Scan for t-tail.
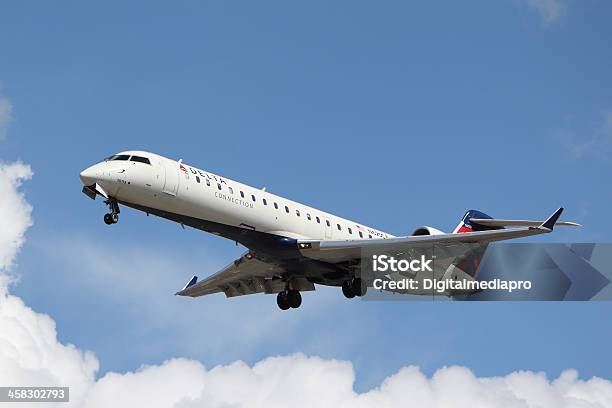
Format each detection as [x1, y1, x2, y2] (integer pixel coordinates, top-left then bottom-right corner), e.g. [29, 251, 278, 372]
[449, 207, 580, 278]
[452, 210, 503, 234]
[452, 208, 580, 233]
[448, 210, 499, 277]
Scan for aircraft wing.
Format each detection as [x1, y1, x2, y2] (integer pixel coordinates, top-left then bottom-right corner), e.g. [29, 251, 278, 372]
[297, 207, 576, 263]
[175, 252, 314, 298]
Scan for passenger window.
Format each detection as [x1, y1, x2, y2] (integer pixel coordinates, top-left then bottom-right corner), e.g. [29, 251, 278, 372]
[369, 234, 372, 239]
[240, 191, 245, 198]
[337, 224, 341, 231]
[296, 210, 300, 217]
[196, 176, 200, 183]
[274, 202, 278, 209]
[359, 231, 363, 238]
[316, 216, 320, 223]
[285, 206, 289, 213]
[307, 213, 311, 221]
[217, 183, 222, 190]
[348, 227, 352, 234]
[206, 179, 210, 186]
[131, 156, 151, 165]
[228, 187, 233, 194]
[251, 194, 256, 202]
[263, 198, 267, 205]
[326, 220, 330, 227]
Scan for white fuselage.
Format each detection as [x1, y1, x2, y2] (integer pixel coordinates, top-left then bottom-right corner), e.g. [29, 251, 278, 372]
[80, 150, 393, 241]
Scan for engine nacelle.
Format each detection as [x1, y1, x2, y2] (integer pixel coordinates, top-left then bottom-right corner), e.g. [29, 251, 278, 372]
[411, 226, 445, 236]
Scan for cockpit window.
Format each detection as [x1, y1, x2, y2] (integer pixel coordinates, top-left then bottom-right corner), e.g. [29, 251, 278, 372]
[131, 156, 151, 165]
[106, 154, 130, 161]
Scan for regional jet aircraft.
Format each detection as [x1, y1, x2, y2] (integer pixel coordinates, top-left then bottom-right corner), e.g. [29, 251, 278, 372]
[80, 151, 580, 309]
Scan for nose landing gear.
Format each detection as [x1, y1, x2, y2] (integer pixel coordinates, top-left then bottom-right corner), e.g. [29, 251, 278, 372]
[103, 213, 118, 225]
[103, 199, 120, 225]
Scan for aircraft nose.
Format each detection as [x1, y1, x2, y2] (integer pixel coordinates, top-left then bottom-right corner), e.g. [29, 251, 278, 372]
[80, 166, 98, 185]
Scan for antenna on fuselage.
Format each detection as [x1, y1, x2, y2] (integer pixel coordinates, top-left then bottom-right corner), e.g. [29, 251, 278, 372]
[262, 187, 266, 191]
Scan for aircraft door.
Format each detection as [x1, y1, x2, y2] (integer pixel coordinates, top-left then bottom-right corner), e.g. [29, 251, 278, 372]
[162, 160, 180, 196]
[324, 219, 332, 239]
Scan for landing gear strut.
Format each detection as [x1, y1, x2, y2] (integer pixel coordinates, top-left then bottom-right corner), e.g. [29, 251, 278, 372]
[103, 199, 120, 225]
[277, 289, 302, 310]
[342, 278, 367, 299]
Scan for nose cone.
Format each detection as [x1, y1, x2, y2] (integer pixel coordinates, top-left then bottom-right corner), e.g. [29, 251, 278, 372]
[80, 166, 99, 185]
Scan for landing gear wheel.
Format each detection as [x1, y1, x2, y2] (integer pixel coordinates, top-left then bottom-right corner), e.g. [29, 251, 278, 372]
[103, 199, 120, 225]
[104, 213, 114, 225]
[342, 280, 356, 299]
[353, 278, 367, 297]
[286, 289, 302, 309]
[277, 291, 290, 310]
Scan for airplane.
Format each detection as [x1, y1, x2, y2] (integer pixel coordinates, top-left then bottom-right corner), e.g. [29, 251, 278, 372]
[79, 150, 580, 310]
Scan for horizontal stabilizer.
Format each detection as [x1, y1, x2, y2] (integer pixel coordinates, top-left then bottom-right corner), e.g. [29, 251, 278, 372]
[469, 217, 580, 228]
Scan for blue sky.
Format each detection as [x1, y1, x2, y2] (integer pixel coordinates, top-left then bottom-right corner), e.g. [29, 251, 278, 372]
[1, 0, 611, 391]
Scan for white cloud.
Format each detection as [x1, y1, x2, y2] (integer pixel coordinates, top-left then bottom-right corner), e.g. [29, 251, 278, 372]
[0, 291, 99, 402]
[81, 356, 612, 408]
[0, 93, 13, 141]
[0, 161, 611, 407]
[0, 161, 33, 283]
[523, 0, 568, 25]
[0, 160, 98, 405]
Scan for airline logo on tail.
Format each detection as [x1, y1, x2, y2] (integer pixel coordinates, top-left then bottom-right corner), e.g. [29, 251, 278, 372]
[453, 210, 502, 234]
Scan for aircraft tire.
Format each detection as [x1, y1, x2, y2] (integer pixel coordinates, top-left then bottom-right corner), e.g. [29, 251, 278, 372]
[104, 213, 114, 225]
[353, 278, 367, 297]
[277, 291, 290, 310]
[287, 290, 302, 308]
[342, 280, 356, 299]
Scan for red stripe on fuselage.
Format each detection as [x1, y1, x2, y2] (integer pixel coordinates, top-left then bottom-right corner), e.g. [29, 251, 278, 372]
[457, 226, 473, 233]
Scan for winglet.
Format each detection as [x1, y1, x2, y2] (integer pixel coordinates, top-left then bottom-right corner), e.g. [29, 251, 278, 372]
[181, 275, 198, 291]
[540, 207, 564, 231]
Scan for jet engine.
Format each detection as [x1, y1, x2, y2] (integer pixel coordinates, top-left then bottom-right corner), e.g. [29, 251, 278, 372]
[411, 226, 445, 236]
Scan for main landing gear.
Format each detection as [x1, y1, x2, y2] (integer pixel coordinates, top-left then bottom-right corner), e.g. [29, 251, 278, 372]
[277, 289, 302, 310]
[103, 199, 120, 225]
[342, 278, 367, 299]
